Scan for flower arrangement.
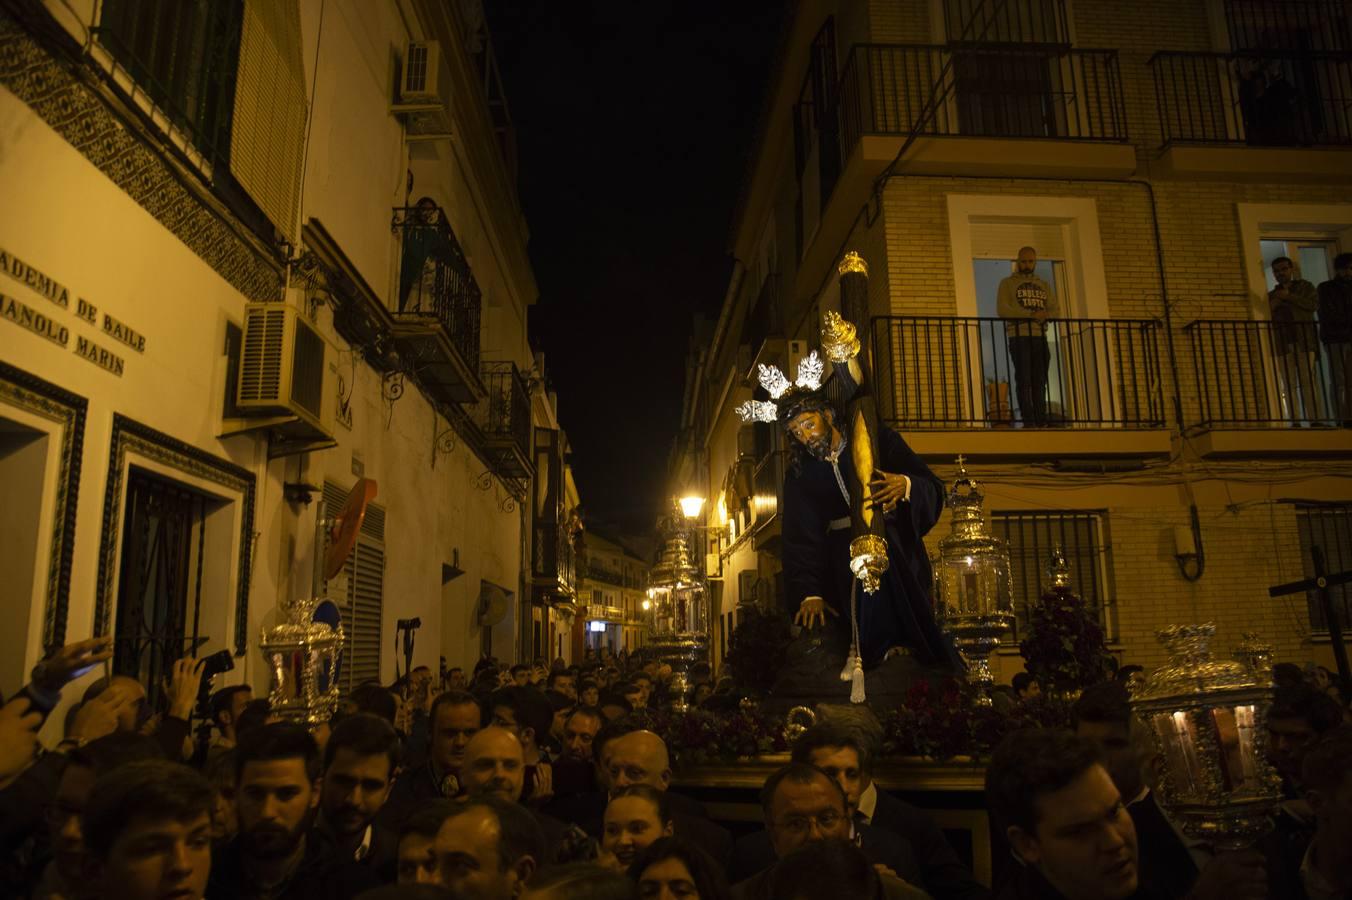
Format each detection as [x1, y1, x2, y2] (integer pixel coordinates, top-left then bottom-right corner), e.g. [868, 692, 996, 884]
[881, 679, 1073, 760]
[623, 678, 1072, 768]
[1018, 578, 1114, 696]
[626, 705, 785, 769]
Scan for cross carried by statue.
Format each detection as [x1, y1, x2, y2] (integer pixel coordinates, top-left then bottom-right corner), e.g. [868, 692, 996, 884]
[1269, 544, 1352, 696]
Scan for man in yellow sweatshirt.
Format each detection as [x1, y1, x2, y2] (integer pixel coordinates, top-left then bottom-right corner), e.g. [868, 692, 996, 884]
[997, 246, 1058, 426]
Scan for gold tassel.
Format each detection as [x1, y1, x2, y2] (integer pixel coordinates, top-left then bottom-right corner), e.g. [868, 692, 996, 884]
[840, 652, 856, 682]
[850, 658, 866, 704]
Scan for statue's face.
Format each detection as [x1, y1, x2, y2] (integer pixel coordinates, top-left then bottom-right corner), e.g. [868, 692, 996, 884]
[787, 410, 836, 459]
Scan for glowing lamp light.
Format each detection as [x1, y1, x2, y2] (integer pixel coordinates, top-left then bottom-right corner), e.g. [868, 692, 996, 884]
[642, 599, 652, 611]
[1130, 625, 1283, 850]
[934, 461, 1012, 704]
[678, 496, 706, 519]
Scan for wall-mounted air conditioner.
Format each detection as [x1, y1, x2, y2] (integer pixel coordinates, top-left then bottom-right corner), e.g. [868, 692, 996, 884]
[393, 41, 453, 140]
[229, 293, 334, 450]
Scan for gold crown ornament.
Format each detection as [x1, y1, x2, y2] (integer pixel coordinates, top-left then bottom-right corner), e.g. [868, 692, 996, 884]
[820, 310, 860, 364]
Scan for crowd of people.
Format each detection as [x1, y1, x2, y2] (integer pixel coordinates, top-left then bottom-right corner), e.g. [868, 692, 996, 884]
[2, 636, 1351, 900]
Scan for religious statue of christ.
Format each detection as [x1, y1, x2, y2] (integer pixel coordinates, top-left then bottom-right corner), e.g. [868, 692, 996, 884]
[737, 253, 962, 704]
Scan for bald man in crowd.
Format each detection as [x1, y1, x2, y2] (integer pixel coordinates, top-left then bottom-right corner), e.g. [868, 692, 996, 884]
[602, 728, 732, 870]
[458, 727, 590, 864]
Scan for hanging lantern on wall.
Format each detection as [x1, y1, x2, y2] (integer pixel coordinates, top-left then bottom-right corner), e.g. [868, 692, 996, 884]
[646, 509, 709, 712]
[1130, 624, 1283, 850]
[935, 459, 1013, 703]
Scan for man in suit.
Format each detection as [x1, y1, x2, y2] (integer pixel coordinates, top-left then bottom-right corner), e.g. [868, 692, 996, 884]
[789, 722, 988, 900]
[733, 763, 926, 900]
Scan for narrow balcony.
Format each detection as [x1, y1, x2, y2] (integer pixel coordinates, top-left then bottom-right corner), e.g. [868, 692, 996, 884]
[828, 44, 1134, 182]
[1183, 319, 1350, 457]
[391, 204, 485, 404]
[870, 316, 1171, 459]
[474, 361, 533, 479]
[587, 563, 626, 586]
[750, 449, 784, 554]
[1149, 51, 1352, 182]
[531, 522, 577, 605]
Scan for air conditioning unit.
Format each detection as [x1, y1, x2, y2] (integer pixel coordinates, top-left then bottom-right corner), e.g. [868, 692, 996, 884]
[393, 41, 453, 140]
[233, 294, 334, 443]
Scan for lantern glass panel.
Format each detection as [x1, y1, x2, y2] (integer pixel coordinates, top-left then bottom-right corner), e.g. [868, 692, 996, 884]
[1157, 711, 1203, 796]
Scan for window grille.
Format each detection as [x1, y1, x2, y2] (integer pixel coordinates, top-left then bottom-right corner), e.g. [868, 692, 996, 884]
[991, 510, 1114, 642]
[98, 0, 244, 167]
[324, 482, 384, 692]
[1294, 503, 1352, 633]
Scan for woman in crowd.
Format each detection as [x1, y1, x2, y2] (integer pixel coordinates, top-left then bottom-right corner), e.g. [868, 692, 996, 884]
[600, 784, 673, 871]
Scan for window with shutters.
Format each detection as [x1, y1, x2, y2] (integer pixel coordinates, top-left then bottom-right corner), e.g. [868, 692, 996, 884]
[97, 0, 306, 240]
[1293, 503, 1352, 634]
[324, 482, 385, 691]
[991, 510, 1115, 643]
[97, 0, 245, 168]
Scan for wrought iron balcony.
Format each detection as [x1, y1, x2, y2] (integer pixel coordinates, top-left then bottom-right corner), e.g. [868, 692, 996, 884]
[474, 361, 532, 479]
[532, 522, 578, 601]
[587, 564, 626, 586]
[392, 204, 483, 403]
[1151, 51, 1352, 147]
[870, 316, 1166, 429]
[834, 44, 1128, 162]
[1184, 319, 1342, 428]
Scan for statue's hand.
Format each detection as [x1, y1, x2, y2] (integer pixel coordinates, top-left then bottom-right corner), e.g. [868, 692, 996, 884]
[794, 597, 836, 630]
[868, 472, 911, 513]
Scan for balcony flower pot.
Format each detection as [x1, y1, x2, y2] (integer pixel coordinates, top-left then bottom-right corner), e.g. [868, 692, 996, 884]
[985, 380, 1013, 427]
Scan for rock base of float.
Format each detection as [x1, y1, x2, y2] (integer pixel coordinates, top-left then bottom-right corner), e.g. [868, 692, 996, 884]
[759, 631, 955, 717]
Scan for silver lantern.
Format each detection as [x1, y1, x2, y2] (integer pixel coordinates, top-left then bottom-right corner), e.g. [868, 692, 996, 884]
[935, 459, 1013, 703]
[646, 518, 709, 712]
[1130, 624, 1283, 851]
[259, 594, 344, 724]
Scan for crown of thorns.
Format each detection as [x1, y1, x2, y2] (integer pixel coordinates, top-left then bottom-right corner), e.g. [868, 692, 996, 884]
[734, 351, 825, 424]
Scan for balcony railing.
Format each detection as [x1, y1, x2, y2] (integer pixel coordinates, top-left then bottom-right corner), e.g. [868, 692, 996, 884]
[1184, 319, 1342, 428]
[1151, 51, 1352, 146]
[871, 316, 1165, 429]
[532, 522, 577, 599]
[751, 451, 781, 529]
[393, 204, 482, 372]
[475, 361, 532, 478]
[836, 44, 1128, 161]
[587, 564, 626, 586]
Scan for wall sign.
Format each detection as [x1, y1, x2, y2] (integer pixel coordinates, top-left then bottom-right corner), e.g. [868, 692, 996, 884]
[1, 291, 69, 347]
[0, 247, 70, 309]
[74, 336, 126, 377]
[0, 247, 148, 378]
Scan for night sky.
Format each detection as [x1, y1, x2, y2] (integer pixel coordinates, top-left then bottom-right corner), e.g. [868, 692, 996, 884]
[486, 2, 786, 538]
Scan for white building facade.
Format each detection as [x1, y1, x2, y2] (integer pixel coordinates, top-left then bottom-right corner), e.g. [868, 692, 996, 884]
[0, 0, 566, 734]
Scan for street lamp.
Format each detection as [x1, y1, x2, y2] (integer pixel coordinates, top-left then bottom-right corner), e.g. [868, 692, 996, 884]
[679, 495, 706, 519]
[647, 500, 710, 712]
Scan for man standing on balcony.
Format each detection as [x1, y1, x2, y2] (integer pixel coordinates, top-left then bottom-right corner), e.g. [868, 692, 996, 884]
[1318, 252, 1352, 427]
[1270, 256, 1327, 426]
[998, 247, 1057, 427]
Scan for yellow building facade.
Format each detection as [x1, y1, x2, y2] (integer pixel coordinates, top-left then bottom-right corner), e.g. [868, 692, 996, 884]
[684, 0, 1352, 681]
